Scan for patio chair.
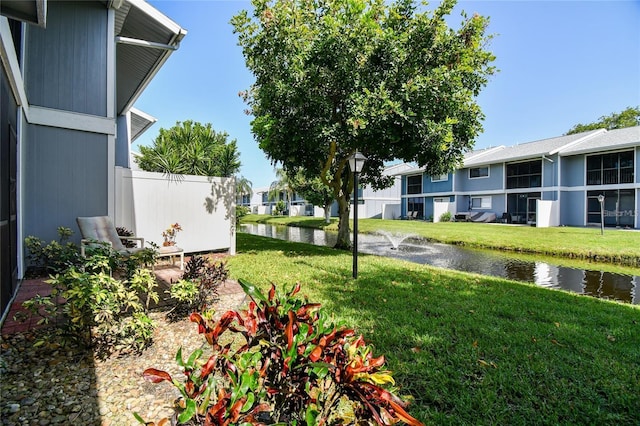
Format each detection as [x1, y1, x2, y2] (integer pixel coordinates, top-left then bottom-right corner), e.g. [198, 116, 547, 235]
[76, 216, 145, 257]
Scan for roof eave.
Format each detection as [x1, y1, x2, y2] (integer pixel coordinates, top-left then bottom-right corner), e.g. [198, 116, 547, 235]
[116, 0, 187, 115]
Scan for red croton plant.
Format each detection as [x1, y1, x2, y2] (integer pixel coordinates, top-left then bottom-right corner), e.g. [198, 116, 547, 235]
[139, 280, 423, 425]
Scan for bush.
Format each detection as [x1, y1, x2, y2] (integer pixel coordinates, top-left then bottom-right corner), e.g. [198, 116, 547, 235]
[24, 227, 81, 276]
[236, 205, 250, 224]
[167, 255, 225, 320]
[439, 211, 452, 222]
[274, 199, 286, 216]
[21, 245, 159, 357]
[139, 281, 423, 425]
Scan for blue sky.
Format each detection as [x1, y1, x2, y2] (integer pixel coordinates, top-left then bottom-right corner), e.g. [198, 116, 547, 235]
[133, 0, 640, 189]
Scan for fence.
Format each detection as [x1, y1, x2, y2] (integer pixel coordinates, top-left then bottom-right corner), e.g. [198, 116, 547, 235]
[115, 168, 235, 254]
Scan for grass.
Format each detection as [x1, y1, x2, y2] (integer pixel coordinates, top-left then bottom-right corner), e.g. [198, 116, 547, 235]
[241, 214, 640, 265]
[227, 233, 640, 425]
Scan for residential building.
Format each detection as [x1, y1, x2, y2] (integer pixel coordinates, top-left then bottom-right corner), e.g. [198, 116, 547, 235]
[398, 127, 640, 228]
[1, 1, 185, 319]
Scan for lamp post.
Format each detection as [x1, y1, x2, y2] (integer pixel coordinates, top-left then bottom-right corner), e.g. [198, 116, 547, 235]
[597, 194, 605, 235]
[348, 151, 367, 279]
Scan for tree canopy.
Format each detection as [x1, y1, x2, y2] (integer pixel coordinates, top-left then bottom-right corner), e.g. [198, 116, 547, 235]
[566, 106, 640, 135]
[135, 120, 241, 178]
[232, 0, 496, 248]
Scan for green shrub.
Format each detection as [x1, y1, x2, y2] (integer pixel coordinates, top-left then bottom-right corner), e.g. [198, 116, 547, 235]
[167, 255, 225, 320]
[21, 246, 159, 357]
[274, 199, 286, 216]
[439, 211, 452, 222]
[24, 227, 81, 276]
[139, 281, 423, 425]
[236, 205, 250, 224]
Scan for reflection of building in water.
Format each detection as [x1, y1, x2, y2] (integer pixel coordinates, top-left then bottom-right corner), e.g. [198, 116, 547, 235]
[534, 263, 560, 288]
[583, 270, 636, 304]
[555, 267, 586, 294]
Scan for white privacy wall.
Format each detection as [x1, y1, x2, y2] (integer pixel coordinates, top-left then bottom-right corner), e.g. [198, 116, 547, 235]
[115, 168, 236, 254]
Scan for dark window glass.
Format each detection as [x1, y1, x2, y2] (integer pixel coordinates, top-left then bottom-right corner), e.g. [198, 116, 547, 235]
[470, 167, 489, 178]
[506, 160, 541, 189]
[586, 150, 633, 186]
[407, 175, 422, 194]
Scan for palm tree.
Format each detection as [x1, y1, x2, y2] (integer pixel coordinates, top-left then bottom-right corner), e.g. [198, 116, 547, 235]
[235, 175, 253, 205]
[268, 168, 294, 215]
[135, 121, 241, 179]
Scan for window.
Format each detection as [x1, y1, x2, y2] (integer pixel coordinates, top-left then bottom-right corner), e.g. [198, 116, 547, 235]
[587, 150, 634, 185]
[407, 197, 424, 218]
[506, 160, 542, 189]
[407, 175, 422, 194]
[431, 174, 448, 182]
[470, 196, 491, 209]
[469, 167, 489, 179]
[587, 189, 635, 227]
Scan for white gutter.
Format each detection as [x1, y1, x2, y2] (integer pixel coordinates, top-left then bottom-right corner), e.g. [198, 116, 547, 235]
[115, 36, 179, 51]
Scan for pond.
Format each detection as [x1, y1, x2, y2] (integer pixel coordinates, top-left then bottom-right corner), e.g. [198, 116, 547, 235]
[239, 223, 639, 305]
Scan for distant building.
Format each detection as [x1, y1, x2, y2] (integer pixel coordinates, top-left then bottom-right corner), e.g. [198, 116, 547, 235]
[397, 127, 639, 228]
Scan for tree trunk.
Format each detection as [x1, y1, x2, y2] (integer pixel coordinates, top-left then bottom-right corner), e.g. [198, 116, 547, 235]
[335, 193, 351, 249]
[323, 205, 331, 224]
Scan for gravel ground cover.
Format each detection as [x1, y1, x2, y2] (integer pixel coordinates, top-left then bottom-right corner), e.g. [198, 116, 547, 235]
[0, 287, 246, 426]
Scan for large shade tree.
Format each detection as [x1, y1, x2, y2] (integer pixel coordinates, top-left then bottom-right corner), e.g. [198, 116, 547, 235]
[136, 120, 241, 178]
[291, 172, 335, 223]
[232, 0, 496, 248]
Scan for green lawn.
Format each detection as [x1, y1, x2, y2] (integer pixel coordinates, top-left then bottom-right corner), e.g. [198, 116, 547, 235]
[241, 214, 640, 265]
[227, 233, 640, 425]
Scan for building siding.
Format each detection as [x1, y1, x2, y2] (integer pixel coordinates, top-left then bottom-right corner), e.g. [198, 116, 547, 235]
[23, 125, 108, 244]
[560, 190, 584, 226]
[25, 1, 108, 116]
[456, 163, 503, 192]
[561, 155, 584, 187]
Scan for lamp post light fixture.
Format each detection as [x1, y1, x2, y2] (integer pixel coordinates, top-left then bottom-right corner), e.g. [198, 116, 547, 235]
[348, 151, 367, 279]
[597, 194, 605, 235]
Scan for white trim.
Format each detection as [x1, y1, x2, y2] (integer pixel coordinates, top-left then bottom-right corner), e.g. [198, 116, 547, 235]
[29, 106, 116, 135]
[0, 17, 30, 121]
[107, 8, 115, 119]
[36, 0, 47, 27]
[464, 146, 505, 164]
[468, 166, 490, 179]
[431, 173, 448, 182]
[115, 36, 178, 51]
[117, 0, 187, 114]
[17, 109, 25, 279]
[550, 129, 606, 155]
[128, 0, 185, 34]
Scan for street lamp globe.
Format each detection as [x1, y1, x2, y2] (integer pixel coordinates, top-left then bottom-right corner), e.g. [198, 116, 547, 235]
[348, 151, 367, 174]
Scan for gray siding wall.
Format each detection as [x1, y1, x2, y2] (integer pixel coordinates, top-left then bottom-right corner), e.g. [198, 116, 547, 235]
[542, 155, 558, 188]
[456, 164, 503, 192]
[560, 191, 584, 226]
[116, 115, 130, 167]
[422, 173, 453, 193]
[561, 155, 584, 187]
[25, 1, 108, 116]
[23, 125, 108, 244]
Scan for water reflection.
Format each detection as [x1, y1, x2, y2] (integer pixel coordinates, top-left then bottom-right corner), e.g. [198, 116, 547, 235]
[239, 224, 639, 304]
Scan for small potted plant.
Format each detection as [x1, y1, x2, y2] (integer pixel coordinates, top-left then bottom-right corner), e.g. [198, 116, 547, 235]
[162, 222, 182, 247]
